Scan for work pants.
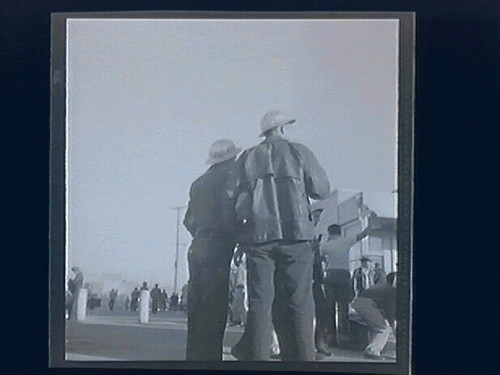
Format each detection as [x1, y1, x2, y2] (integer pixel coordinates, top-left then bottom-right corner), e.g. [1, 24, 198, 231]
[68, 289, 81, 321]
[151, 298, 159, 313]
[313, 280, 330, 350]
[324, 269, 353, 345]
[351, 297, 392, 355]
[232, 241, 315, 361]
[186, 234, 235, 361]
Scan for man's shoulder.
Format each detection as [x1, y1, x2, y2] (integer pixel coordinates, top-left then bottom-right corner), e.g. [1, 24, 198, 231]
[190, 173, 207, 191]
[289, 141, 314, 155]
[191, 167, 218, 188]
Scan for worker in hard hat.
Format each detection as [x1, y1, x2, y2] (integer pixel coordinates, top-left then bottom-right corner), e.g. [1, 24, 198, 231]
[228, 110, 330, 361]
[183, 139, 241, 361]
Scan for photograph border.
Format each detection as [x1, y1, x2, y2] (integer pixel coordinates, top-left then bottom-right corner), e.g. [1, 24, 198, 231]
[49, 11, 415, 375]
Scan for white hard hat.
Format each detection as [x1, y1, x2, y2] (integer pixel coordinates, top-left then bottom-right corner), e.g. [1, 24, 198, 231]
[206, 139, 242, 165]
[259, 110, 296, 137]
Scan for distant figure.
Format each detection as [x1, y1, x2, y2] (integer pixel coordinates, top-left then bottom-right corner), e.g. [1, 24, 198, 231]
[350, 272, 396, 360]
[124, 295, 130, 311]
[229, 284, 246, 326]
[160, 289, 168, 311]
[65, 290, 72, 319]
[150, 284, 161, 313]
[140, 281, 149, 291]
[310, 208, 332, 358]
[228, 248, 248, 328]
[352, 256, 375, 297]
[180, 284, 189, 312]
[67, 267, 84, 320]
[373, 263, 386, 285]
[108, 289, 118, 311]
[161, 289, 169, 311]
[169, 293, 179, 311]
[130, 287, 140, 311]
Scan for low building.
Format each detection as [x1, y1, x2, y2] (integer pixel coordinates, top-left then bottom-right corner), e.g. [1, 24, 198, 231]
[312, 189, 397, 274]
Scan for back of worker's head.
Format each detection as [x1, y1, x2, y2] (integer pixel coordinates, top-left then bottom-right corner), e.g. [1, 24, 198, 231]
[327, 224, 341, 236]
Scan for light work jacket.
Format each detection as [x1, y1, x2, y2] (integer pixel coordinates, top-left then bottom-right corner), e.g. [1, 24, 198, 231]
[227, 135, 330, 244]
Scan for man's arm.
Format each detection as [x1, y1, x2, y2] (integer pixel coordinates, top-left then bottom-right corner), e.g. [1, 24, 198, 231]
[222, 161, 241, 234]
[355, 226, 372, 242]
[293, 143, 330, 200]
[183, 184, 196, 237]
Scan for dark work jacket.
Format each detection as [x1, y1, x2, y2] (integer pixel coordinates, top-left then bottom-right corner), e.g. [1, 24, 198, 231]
[184, 159, 237, 238]
[227, 135, 330, 244]
[359, 282, 396, 325]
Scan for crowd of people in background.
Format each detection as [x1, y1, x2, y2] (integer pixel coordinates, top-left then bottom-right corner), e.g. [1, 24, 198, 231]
[124, 283, 184, 312]
[65, 271, 189, 316]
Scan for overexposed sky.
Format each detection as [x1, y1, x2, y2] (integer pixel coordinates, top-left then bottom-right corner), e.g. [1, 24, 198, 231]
[66, 18, 399, 292]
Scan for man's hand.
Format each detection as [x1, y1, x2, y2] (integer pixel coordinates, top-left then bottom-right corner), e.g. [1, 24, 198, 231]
[233, 246, 245, 266]
[368, 210, 381, 229]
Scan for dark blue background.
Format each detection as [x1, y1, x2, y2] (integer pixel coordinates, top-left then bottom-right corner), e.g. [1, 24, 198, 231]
[2, 1, 499, 374]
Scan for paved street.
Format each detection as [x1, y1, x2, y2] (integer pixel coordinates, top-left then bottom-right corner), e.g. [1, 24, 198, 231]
[66, 309, 396, 363]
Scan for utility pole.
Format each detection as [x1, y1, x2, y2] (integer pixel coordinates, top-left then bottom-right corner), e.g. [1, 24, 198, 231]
[171, 206, 186, 294]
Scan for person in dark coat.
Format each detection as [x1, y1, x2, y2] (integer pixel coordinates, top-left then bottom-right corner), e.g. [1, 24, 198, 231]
[183, 139, 240, 361]
[170, 293, 179, 311]
[373, 263, 386, 285]
[228, 111, 330, 361]
[130, 287, 140, 311]
[150, 284, 161, 313]
[350, 272, 396, 360]
[352, 256, 376, 297]
[160, 289, 168, 311]
[108, 289, 118, 311]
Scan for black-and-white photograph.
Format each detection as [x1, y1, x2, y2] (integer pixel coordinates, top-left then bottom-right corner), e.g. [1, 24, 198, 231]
[50, 12, 414, 373]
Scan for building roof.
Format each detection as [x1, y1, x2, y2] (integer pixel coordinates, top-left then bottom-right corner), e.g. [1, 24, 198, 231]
[312, 189, 397, 220]
[361, 191, 397, 219]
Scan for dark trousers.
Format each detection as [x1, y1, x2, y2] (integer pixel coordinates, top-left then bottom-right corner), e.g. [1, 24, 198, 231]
[233, 241, 315, 361]
[151, 299, 159, 313]
[186, 234, 235, 361]
[324, 269, 353, 345]
[313, 280, 330, 350]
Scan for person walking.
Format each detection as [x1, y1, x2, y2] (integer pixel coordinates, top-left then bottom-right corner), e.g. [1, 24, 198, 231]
[183, 139, 241, 360]
[108, 289, 118, 311]
[228, 110, 330, 361]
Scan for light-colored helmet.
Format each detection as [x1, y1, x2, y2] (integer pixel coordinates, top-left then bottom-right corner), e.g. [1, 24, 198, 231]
[206, 139, 242, 165]
[259, 110, 296, 137]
